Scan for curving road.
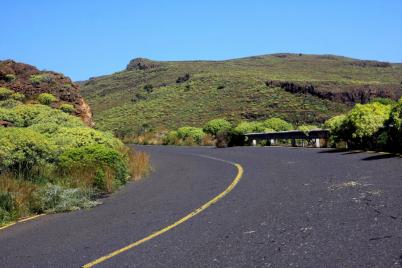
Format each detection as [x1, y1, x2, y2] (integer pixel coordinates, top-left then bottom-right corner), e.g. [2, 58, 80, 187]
[1, 146, 402, 267]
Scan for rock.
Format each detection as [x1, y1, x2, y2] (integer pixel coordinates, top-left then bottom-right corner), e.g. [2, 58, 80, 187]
[266, 80, 402, 104]
[0, 60, 93, 126]
[126, 58, 160, 70]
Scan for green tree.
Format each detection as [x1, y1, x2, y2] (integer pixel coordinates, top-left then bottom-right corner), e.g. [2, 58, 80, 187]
[177, 126, 205, 144]
[37, 93, 57, 105]
[0, 87, 14, 101]
[203, 119, 232, 136]
[262, 118, 293, 131]
[233, 121, 265, 134]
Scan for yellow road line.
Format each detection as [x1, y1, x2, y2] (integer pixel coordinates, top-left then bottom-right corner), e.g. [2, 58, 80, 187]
[0, 214, 44, 231]
[82, 158, 244, 268]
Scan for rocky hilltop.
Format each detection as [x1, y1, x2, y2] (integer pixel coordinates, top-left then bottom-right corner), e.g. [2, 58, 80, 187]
[0, 60, 93, 125]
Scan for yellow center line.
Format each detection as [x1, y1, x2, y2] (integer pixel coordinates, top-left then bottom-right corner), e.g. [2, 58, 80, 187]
[82, 156, 244, 268]
[0, 214, 44, 231]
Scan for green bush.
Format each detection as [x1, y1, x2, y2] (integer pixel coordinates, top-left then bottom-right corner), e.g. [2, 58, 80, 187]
[28, 123, 62, 136]
[163, 130, 179, 145]
[0, 99, 22, 109]
[10, 92, 25, 101]
[233, 121, 265, 134]
[0, 87, 14, 100]
[0, 128, 57, 175]
[325, 114, 347, 142]
[325, 102, 392, 149]
[4, 104, 83, 127]
[0, 192, 14, 212]
[381, 99, 402, 151]
[203, 119, 232, 136]
[345, 103, 391, 140]
[263, 118, 293, 131]
[297, 124, 319, 134]
[0, 208, 13, 224]
[177, 126, 205, 144]
[370, 97, 396, 106]
[29, 74, 51, 85]
[59, 144, 128, 184]
[59, 104, 75, 114]
[37, 93, 57, 105]
[5, 74, 16, 82]
[52, 127, 123, 150]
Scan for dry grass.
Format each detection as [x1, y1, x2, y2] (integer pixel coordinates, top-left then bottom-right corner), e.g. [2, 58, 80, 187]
[0, 173, 37, 218]
[104, 167, 116, 192]
[121, 132, 165, 145]
[61, 166, 96, 189]
[126, 148, 151, 181]
[201, 134, 215, 146]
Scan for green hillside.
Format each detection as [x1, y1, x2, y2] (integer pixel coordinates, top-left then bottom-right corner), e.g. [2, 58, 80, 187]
[80, 54, 402, 135]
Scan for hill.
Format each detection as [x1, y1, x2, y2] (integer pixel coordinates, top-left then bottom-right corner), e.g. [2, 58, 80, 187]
[0, 60, 93, 125]
[80, 54, 402, 135]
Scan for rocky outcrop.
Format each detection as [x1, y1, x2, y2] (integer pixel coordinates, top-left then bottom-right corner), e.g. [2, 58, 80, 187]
[0, 60, 93, 126]
[349, 60, 391, 68]
[266, 80, 402, 104]
[126, 58, 160, 71]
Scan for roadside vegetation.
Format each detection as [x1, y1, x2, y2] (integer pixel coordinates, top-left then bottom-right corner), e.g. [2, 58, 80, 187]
[122, 117, 317, 147]
[0, 90, 150, 226]
[325, 97, 402, 152]
[123, 97, 402, 154]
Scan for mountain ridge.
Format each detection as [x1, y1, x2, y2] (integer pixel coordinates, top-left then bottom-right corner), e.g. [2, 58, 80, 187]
[80, 53, 402, 135]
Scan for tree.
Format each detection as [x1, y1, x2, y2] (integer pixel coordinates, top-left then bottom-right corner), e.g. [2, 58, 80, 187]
[203, 119, 232, 136]
[262, 118, 293, 131]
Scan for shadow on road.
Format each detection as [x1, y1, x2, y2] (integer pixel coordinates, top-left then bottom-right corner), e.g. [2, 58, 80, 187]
[318, 149, 348, 154]
[361, 154, 398, 161]
[318, 149, 399, 161]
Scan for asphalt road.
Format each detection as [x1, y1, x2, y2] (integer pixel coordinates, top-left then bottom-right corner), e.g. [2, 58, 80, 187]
[1, 146, 402, 267]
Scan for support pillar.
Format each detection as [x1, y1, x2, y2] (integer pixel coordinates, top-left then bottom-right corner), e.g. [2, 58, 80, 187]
[315, 138, 320, 148]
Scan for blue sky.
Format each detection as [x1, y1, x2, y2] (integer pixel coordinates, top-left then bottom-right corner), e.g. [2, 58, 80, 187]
[1, 0, 401, 81]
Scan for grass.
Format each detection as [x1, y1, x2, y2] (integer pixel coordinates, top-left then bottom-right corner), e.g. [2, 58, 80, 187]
[81, 53, 402, 135]
[126, 148, 151, 181]
[0, 148, 151, 227]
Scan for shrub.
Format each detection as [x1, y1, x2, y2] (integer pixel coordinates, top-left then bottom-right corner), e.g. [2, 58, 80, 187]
[370, 97, 396, 106]
[5, 74, 16, 82]
[345, 103, 391, 140]
[0, 104, 83, 127]
[37, 93, 57, 105]
[297, 124, 319, 134]
[59, 144, 128, 185]
[10, 92, 25, 101]
[381, 99, 402, 151]
[325, 102, 392, 149]
[30, 74, 51, 85]
[0, 192, 14, 212]
[0, 87, 14, 100]
[59, 104, 75, 114]
[33, 184, 98, 213]
[0, 128, 57, 176]
[163, 130, 179, 145]
[0, 99, 22, 109]
[325, 114, 347, 142]
[233, 121, 265, 134]
[52, 127, 123, 150]
[177, 126, 205, 144]
[263, 118, 293, 131]
[176, 73, 190, 83]
[203, 119, 232, 136]
[143, 84, 154, 93]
